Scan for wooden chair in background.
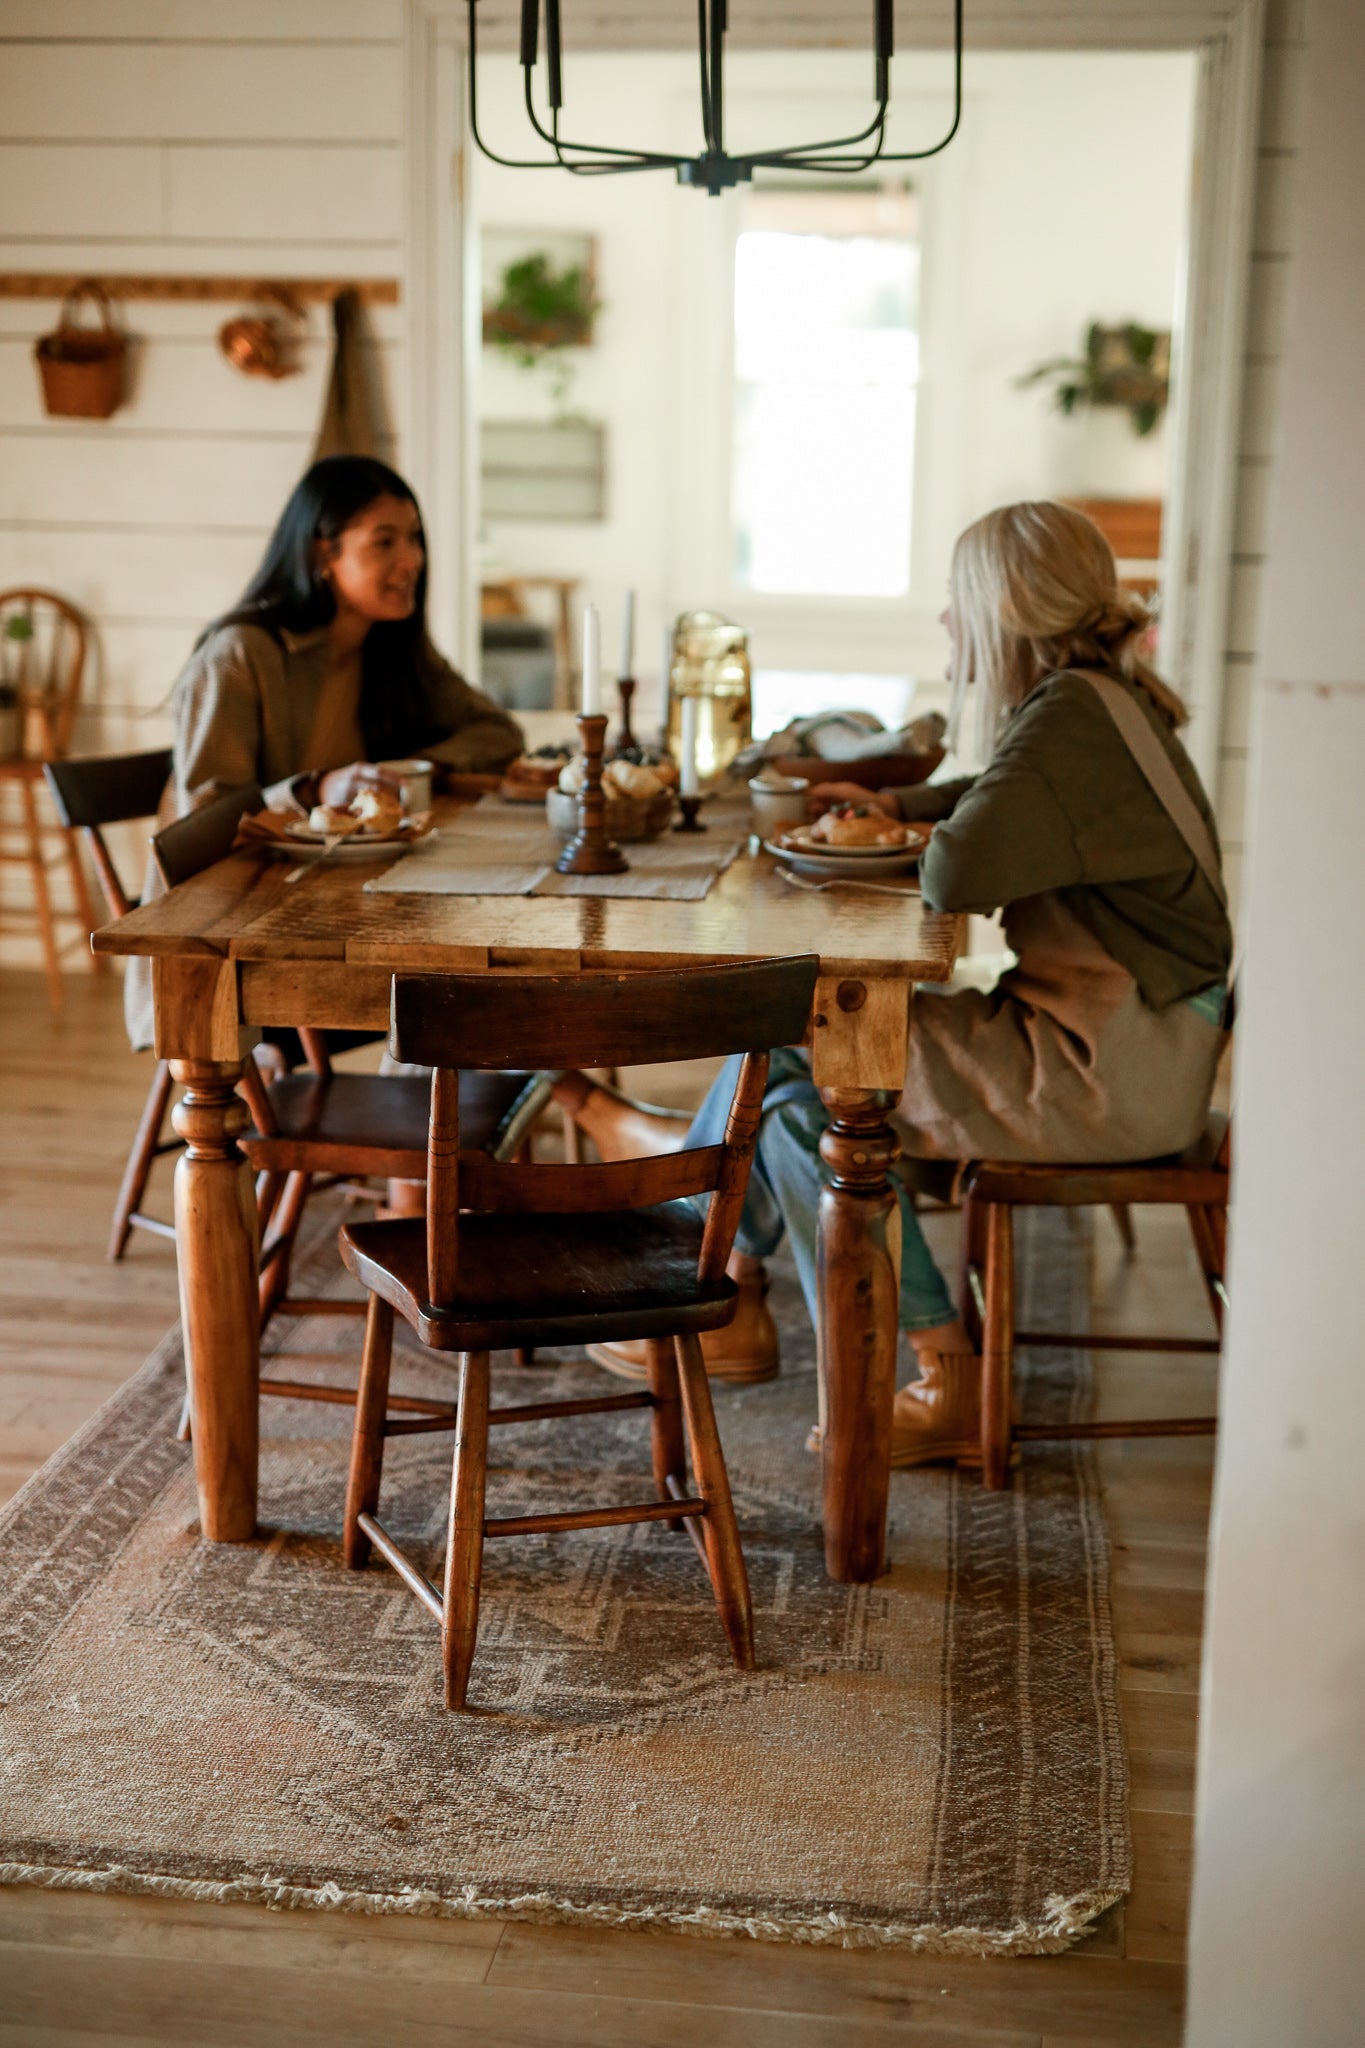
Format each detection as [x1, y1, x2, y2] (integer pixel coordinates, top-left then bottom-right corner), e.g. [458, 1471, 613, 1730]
[338, 956, 819, 1709]
[0, 588, 101, 1010]
[961, 1111, 1230, 1490]
[43, 747, 176, 1257]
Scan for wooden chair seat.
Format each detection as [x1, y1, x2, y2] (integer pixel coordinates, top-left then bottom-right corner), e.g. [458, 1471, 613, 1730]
[243, 1069, 535, 1179]
[965, 1112, 1229, 1210]
[341, 1207, 737, 1353]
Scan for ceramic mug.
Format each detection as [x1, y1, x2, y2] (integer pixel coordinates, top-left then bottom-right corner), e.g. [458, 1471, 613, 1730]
[377, 757, 435, 812]
[748, 772, 809, 839]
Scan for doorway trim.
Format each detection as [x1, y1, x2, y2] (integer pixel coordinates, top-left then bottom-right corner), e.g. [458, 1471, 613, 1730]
[404, 0, 1265, 772]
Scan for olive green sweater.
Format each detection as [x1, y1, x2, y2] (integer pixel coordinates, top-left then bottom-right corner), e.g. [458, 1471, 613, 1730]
[890, 670, 1233, 1010]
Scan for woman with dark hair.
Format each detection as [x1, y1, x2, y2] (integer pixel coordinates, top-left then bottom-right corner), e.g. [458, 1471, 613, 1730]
[171, 453, 520, 814]
[125, 455, 522, 1048]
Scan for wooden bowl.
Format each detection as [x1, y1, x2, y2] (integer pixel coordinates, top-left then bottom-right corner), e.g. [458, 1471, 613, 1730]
[546, 786, 675, 843]
[766, 747, 945, 790]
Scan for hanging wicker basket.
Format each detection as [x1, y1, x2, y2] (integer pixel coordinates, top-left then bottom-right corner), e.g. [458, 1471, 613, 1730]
[34, 282, 127, 419]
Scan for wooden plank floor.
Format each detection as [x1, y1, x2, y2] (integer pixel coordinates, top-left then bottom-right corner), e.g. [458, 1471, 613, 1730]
[0, 967, 1215, 2047]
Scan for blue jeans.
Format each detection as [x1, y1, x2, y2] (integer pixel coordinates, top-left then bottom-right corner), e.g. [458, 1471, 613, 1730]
[686, 1048, 957, 1334]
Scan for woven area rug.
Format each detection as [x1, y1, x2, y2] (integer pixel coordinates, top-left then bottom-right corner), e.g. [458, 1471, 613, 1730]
[0, 1206, 1128, 1951]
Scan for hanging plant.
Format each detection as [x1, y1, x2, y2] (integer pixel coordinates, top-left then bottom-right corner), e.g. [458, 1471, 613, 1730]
[483, 253, 600, 362]
[1017, 321, 1171, 437]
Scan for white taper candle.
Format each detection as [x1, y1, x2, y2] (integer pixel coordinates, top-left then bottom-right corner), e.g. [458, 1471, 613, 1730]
[580, 603, 602, 716]
[680, 693, 700, 796]
[619, 589, 636, 679]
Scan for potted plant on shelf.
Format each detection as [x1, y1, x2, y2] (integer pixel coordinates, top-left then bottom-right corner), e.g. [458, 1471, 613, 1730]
[1017, 321, 1171, 437]
[483, 252, 601, 411]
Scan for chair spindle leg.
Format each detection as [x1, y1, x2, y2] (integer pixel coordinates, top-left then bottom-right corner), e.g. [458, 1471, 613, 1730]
[1186, 1202, 1227, 1333]
[258, 1169, 309, 1325]
[109, 1057, 175, 1260]
[344, 1295, 395, 1568]
[645, 1336, 687, 1528]
[674, 1332, 755, 1670]
[961, 1193, 986, 1351]
[442, 1350, 490, 1710]
[981, 1204, 1015, 1491]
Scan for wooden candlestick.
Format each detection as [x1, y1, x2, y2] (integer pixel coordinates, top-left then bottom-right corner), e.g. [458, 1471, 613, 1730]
[555, 712, 629, 875]
[614, 676, 637, 754]
[674, 794, 707, 833]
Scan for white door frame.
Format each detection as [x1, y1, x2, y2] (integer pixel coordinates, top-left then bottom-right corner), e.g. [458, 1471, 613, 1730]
[404, 0, 1265, 769]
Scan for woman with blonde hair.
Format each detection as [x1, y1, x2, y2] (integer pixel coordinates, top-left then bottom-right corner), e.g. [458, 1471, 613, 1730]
[578, 501, 1233, 1466]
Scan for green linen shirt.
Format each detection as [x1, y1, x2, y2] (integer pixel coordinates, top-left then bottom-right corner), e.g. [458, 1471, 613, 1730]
[889, 670, 1234, 1011]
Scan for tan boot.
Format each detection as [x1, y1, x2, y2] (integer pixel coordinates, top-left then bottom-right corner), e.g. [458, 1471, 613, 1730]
[551, 1072, 690, 1162]
[890, 1348, 982, 1468]
[587, 1264, 780, 1384]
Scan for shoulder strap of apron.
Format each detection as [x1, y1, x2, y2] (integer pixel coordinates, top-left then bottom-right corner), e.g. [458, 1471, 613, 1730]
[1073, 669, 1228, 911]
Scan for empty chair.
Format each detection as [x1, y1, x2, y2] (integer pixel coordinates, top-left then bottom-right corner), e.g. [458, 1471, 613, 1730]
[338, 955, 819, 1709]
[44, 747, 176, 1257]
[0, 588, 100, 1011]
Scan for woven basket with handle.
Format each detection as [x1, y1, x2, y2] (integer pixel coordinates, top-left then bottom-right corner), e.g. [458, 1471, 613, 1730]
[34, 283, 127, 419]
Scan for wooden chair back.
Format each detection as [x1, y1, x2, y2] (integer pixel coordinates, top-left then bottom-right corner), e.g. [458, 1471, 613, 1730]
[391, 958, 819, 1307]
[43, 747, 172, 919]
[0, 588, 89, 760]
[152, 782, 263, 890]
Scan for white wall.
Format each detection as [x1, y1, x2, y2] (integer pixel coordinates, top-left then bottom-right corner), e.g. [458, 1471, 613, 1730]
[475, 48, 1195, 722]
[0, 0, 407, 757]
[1186, 2, 1365, 2041]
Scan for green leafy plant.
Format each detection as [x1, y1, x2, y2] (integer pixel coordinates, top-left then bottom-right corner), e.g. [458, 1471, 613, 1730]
[1017, 321, 1171, 437]
[483, 253, 600, 364]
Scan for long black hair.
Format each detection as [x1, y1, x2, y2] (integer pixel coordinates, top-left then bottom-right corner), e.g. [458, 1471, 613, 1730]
[208, 454, 444, 759]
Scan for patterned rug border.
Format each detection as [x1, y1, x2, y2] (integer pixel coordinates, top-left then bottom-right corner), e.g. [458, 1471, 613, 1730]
[0, 1207, 1128, 1953]
[0, 1856, 1123, 1953]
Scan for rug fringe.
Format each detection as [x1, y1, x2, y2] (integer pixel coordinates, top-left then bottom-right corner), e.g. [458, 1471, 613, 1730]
[0, 1860, 1121, 1954]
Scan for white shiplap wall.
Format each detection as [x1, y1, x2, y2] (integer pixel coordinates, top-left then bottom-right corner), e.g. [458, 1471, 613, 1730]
[1216, 0, 1307, 906]
[0, 0, 407, 758]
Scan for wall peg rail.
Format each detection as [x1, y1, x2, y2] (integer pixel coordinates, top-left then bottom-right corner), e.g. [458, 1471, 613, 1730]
[0, 275, 399, 307]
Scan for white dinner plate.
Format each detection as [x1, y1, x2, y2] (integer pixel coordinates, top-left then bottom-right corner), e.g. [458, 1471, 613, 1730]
[763, 838, 923, 880]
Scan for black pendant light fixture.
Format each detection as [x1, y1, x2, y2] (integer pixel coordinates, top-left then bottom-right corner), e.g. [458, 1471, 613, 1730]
[468, 1, 964, 197]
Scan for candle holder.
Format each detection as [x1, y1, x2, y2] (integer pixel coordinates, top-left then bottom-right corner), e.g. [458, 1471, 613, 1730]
[674, 794, 707, 834]
[613, 676, 637, 755]
[555, 712, 629, 875]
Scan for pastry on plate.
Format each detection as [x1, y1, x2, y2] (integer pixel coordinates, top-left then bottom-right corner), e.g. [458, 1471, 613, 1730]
[352, 786, 404, 833]
[307, 803, 362, 837]
[810, 803, 910, 849]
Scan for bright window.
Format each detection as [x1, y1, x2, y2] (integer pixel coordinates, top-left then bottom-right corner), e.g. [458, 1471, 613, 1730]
[731, 185, 920, 599]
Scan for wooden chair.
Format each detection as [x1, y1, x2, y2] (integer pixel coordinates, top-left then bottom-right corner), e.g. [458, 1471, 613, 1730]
[44, 748, 177, 1257]
[338, 955, 819, 1709]
[0, 588, 101, 1011]
[151, 789, 547, 1342]
[960, 1112, 1230, 1490]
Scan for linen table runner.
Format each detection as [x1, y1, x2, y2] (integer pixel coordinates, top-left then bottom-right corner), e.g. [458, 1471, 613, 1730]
[365, 795, 748, 901]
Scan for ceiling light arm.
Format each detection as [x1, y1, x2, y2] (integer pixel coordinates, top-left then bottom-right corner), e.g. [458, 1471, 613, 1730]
[522, 74, 681, 169]
[866, 0, 964, 162]
[697, 0, 716, 153]
[709, 0, 727, 157]
[740, 101, 889, 171]
[466, 0, 564, 170]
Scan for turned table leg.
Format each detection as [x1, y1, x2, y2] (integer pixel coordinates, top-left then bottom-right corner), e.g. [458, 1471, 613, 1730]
[171, 1058, 260, 1541]
[816, 1088, 902, 1583]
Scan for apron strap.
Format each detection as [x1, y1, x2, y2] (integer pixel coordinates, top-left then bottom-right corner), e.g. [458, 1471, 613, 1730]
[1073, 669, 1228, 912]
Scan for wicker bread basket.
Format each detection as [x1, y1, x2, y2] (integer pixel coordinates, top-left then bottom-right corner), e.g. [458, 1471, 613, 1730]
[546, 786, 675, 843]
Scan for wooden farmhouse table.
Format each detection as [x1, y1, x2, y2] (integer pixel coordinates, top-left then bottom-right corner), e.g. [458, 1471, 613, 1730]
[93, 801, 962, 1584]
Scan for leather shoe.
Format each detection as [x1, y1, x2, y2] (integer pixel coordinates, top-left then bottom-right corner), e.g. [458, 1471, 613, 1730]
[588, 1265, 779, 1384]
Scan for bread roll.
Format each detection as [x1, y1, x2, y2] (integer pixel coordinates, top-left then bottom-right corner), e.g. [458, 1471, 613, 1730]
[352, 787, 403, 832]
[604, 759, 664, 799]
[811, 804, 907, 849]
[308, 804, 360, 836]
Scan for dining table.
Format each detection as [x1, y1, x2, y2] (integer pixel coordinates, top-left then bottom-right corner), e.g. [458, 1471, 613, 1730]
[92, 791, 963, 1584]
